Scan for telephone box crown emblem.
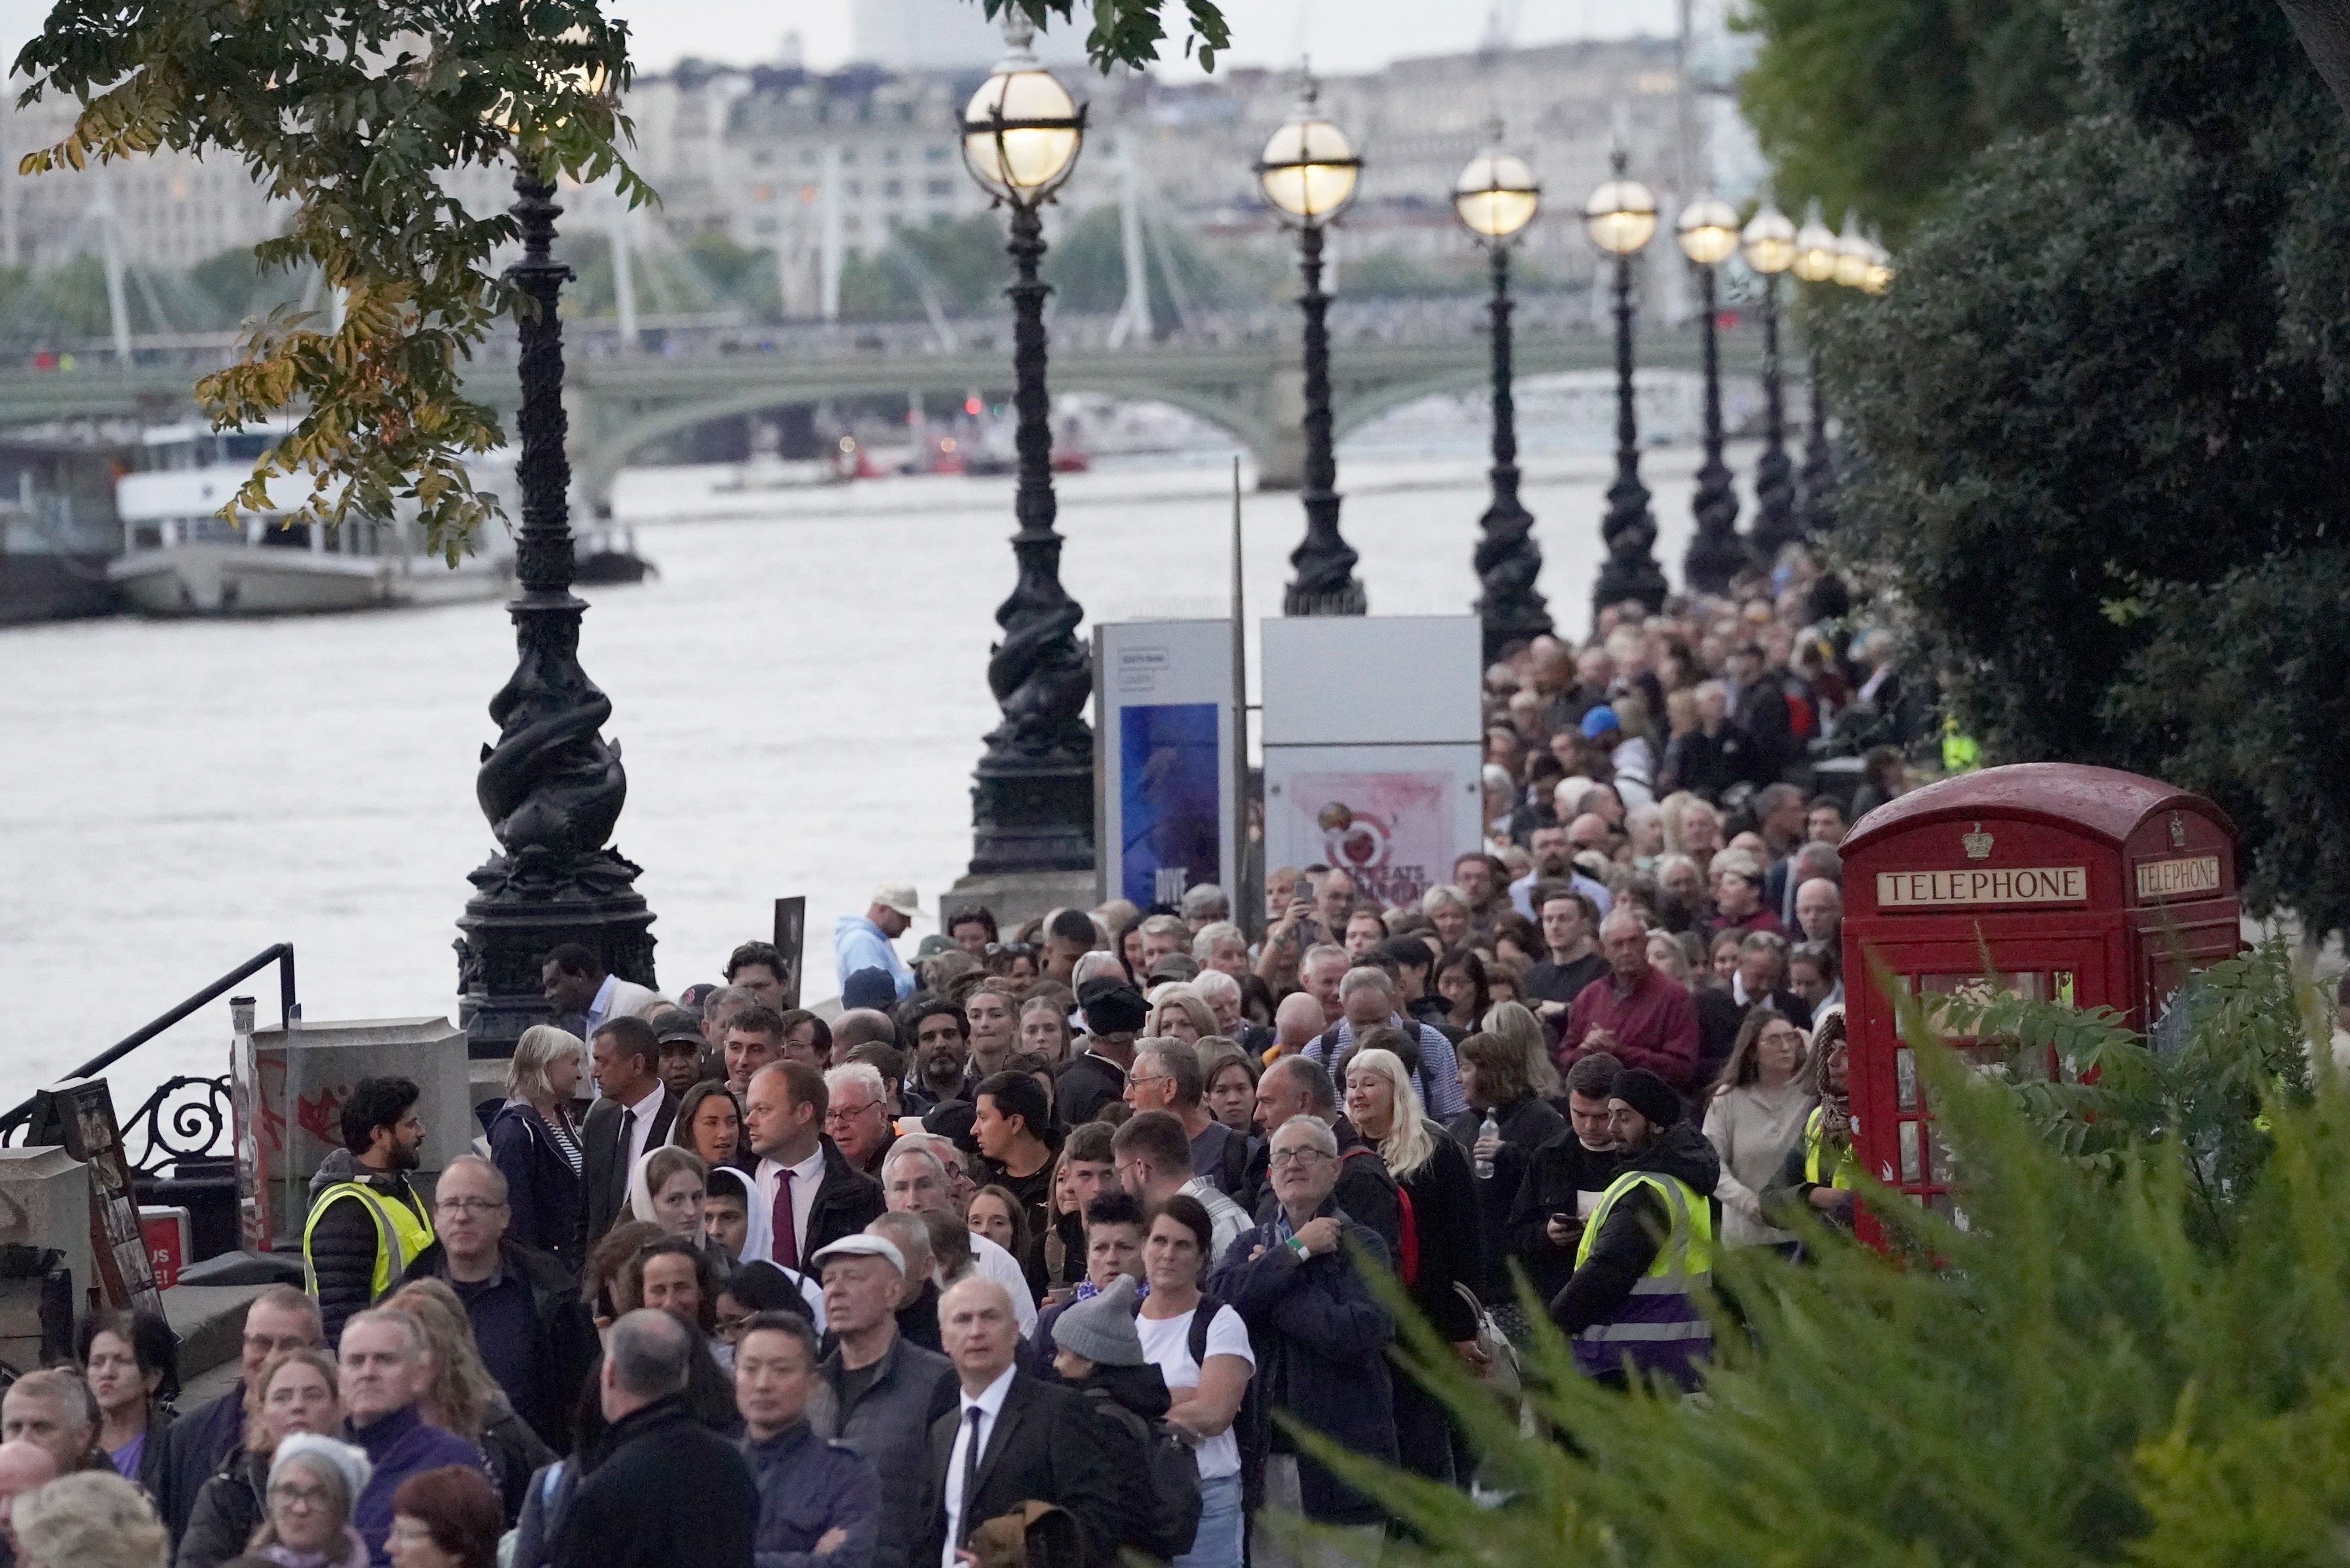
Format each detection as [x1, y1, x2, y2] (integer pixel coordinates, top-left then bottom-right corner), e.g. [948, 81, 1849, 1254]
[1961, 822, 1994, 860]
[2169, 811, 2187, 848]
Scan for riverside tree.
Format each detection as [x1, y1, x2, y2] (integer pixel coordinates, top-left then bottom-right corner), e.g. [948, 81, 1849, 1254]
[1804, 0, 2350, 940]
[10, 0, 1227, 559]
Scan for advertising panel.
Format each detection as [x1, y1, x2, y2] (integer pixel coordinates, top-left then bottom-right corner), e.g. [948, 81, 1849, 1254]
[1094, 621, 1237, 908]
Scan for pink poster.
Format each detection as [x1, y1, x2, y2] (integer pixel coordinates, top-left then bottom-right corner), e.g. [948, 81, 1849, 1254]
[1283, 770, 1456, 911]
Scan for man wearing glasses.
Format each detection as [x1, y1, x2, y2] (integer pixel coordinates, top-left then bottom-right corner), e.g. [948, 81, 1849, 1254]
[399, 1153, 597, 1451]
[155, 1285, 323, 1538]
[1208, 1115, 1397, 1549]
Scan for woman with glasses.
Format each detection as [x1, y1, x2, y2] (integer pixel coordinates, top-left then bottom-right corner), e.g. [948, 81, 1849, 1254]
[488, 1025, 588, 1268]
[177, 1348, 341, 1568]
[247, 1430, 373, 1568]
[713, 1259, 823, 1345]
[1705, 1006, 1814, 1251]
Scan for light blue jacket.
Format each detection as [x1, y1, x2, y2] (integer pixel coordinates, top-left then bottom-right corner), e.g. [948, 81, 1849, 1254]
[833, 914, 915, 998]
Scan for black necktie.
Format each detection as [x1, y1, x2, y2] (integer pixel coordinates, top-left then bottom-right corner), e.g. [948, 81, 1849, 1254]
[956, 1405, 987, 1546]
[617, 1107, 636, 1173]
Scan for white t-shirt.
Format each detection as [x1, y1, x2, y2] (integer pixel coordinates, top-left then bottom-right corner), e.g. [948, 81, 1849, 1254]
[967, 1232, 1039, 1332]
[1135, 1304, 1254, 1479]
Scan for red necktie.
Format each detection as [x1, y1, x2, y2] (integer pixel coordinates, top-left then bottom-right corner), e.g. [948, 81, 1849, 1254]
[770, 1169, 798, 1270]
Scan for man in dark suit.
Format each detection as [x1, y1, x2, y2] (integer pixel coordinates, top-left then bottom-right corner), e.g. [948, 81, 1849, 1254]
[742, 1061, 886, 1272]
[1727, 645, 1796, 785]
[1694, 930, 1814, 1088]
[922, 1276, 1123, 1568]
[581, 1016, 677, 1247]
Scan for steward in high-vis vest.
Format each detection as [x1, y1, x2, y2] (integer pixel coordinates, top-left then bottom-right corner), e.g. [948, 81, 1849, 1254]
[304, 1075, 431, 1346]
[1547, 1067, 1721, 1390]
[1773, 1011, 1858, 1234]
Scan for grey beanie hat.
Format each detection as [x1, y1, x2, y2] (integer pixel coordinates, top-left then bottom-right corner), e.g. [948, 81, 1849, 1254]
[1051, 1274, 1146, 1367]
[270, 1432, 372, 1518]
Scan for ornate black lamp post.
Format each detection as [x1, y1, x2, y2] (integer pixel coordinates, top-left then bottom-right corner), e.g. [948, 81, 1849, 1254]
[1582, 149, 1668, 617]
[1789, 202, 1842, 540]
[1257, 80, 1365, 616]
[1675, 195, 1742, 595]
[958, 15, 1094, 874]
[1739, 199, 1799, 566]
[1454, 134, 1551, 662]
[454, 169, 656, 1057]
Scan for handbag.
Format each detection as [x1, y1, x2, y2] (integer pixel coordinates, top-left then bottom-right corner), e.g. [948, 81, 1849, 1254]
[1454, 1281, 1521, 1400]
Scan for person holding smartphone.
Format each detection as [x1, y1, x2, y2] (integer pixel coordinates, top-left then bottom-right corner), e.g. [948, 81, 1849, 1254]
[1504, 1052, 1625, 1303]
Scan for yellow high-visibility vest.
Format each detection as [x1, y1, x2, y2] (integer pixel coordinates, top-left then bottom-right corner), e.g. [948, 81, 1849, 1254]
[302, 1179, 433, 1302]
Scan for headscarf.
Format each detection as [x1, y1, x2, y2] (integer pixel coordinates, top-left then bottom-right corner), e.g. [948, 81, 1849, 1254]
[1809, 1005, 1852, 1147]
[704, 1164, 772, 1267]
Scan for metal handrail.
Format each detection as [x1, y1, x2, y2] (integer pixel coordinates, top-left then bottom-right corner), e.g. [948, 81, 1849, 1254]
[0, 944, 296, 1133]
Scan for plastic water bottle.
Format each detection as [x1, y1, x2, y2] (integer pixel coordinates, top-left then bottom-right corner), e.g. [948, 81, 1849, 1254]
[1475, 1112, 1500, 1179]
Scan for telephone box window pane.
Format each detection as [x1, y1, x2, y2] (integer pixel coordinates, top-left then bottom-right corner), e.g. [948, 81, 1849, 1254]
[1899, 1120, 1922, 1185]
[1896, 1048, 1919, 1111]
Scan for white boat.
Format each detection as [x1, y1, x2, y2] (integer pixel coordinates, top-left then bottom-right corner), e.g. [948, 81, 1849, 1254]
[108, 422, 518, 617]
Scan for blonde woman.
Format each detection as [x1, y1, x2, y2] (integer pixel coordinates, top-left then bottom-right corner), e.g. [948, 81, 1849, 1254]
[488, 1025, 588, 1266]
[176, 1348, 342, 1568]
[1338, 1041, 1485, 1485]
[1145, 987, 1216, 1046]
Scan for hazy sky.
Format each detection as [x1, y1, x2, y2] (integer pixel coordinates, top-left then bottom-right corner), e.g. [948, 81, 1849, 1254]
[0, 0, 1682, 80]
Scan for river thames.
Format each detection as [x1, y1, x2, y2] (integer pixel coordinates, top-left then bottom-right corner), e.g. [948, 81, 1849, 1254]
[1, 436, 1748, 1108]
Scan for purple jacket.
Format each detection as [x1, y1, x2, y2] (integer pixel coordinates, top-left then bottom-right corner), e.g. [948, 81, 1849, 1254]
[346, 1404, 484, 1565]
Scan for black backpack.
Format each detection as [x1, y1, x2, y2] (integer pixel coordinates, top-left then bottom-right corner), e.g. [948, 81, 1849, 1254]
[1180, 1291, 1267, 1518]
[1081, 1389, 1203, 1561]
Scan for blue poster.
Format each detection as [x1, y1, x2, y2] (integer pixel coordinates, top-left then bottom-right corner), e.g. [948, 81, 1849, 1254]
[1120, 702, 1222, 907]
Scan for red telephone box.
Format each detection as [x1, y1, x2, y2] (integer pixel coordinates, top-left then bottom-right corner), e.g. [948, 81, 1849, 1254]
[1838, 763, 2240, 1220]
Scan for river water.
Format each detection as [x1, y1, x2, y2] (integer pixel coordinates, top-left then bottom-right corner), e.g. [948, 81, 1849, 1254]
[0, 437, 1746, 1110]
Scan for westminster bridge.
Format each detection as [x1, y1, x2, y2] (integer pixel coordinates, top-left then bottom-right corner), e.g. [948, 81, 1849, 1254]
[0, 300, 1765, 504]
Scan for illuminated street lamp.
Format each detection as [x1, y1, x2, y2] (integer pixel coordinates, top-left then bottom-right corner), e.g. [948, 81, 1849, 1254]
[1582, 147, 1667, 616]
[1790, 199, 1841, 541]
[959, 12, 1096, 874]
[1740, 199, 1800, 566]
[1454, 134, 1551, 659]
[1258, 76, 1364, 615]
[1676, 195, 1742, 595]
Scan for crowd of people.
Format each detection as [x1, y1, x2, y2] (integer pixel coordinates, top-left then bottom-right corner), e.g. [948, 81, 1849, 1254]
[0, 585, 1903, 1568]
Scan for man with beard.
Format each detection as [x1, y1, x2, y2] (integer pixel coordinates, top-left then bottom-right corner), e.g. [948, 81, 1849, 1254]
[302, 1076, 433, 1346]
[1509, 824, 1614, 921]
[1548, 1066, 1722, 1390]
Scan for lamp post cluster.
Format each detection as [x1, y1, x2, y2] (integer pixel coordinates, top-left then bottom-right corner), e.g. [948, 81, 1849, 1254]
[1559, 156, 1892, 614]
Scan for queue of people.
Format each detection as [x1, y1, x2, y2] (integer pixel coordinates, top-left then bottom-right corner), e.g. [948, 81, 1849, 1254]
[0, 739, 1871, 1568]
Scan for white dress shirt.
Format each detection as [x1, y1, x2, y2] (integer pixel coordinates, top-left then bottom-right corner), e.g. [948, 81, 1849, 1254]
[942, 1364, 1018, 1568]
[586, 973, 622, 1039]
[751, 1145, 829, 1270]
[614, 1082, 666, 1175]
